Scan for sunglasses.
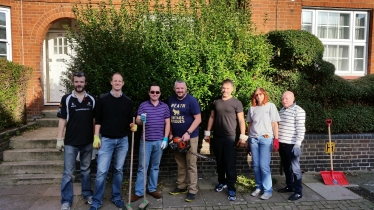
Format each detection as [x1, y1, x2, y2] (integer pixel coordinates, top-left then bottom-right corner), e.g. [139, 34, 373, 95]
[255, 93, 264, 97]
[150, 91, 160, 94]
[73, 72, 85, 76]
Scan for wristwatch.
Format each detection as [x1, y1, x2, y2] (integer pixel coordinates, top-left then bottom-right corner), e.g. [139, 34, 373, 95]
[186, 131, 192, 135]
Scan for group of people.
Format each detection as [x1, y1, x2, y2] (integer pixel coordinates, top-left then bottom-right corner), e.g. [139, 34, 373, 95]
[56, 72, 305, 210]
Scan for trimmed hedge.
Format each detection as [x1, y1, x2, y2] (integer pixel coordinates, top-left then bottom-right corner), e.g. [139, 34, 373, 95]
[0, 59, 32, 132]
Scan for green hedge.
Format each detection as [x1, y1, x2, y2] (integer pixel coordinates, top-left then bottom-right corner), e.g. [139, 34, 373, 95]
[0, 59, 32, 132]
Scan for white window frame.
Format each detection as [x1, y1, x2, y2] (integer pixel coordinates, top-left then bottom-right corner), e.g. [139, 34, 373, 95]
[302, 9, 369, 76]
[0, 7, 12, 61]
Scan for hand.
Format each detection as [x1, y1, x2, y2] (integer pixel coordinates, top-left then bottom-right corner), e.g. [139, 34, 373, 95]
[130, 123, 137, 132]
[204, 136, 210, 143]
[140, 113, 147, 124]
[246, 143, 251, 156]
[236, 134, 248, 148]
[182, 133, 190, 141]
[273, 138, 279, 152]
[56, 138, 64, 151]
[161, 137, 168, 150]
[93, 135, 101, 149]
[292, 144, 301, 157]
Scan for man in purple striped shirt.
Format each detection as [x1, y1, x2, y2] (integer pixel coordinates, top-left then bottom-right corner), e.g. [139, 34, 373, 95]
[131, 83, 171, 202]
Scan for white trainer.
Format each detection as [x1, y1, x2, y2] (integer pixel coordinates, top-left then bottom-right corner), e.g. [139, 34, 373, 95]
[251, 189, 261, 197]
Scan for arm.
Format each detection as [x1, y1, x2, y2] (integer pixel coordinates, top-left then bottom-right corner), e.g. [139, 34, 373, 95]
[206, 110, 215, 131]
[182, 113, 202, 141]
[295, 108, 306, 146]
[247, 122, 252, 136]
[164, 118, 171, 138]
[135, 115, 141, 125]
[271, 122, 278, 139]
[57, 118, 66, 139]
[237, 112, 248, 147]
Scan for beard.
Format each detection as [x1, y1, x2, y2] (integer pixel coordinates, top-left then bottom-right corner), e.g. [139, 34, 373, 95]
[74, 86, 84, 93]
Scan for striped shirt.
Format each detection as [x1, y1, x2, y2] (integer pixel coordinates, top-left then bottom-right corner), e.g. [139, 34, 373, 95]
[278, 103, 306, 146]
[137, 100, 170, 141]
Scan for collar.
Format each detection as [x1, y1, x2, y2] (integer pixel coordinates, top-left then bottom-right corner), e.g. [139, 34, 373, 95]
[71, 90, 87, 98]
[148, 100, 161, 107]
[283, 102, 296, 110]
[110, 90, 123, 97]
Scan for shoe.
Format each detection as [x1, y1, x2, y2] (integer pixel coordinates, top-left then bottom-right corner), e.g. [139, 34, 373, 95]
[288, 193, 302, 201]
[185, 193, 196, 202]
[169, 187, 188, 195]
[260, 192, 272, 200]
[61, 203, 71, 210]
[130, 194, 143, 202]
[277, 187, 295, 193]
[111, 199, 124, 208]
[83, 196, 93, 204]
[215, 183, 227, 192]
[148, 191, 162, 199]
[251, 189, 261, 197]
[228, 190, 236, 201]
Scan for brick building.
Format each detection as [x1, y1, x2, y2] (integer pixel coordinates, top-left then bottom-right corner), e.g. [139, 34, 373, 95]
[1, 0, 373, 116]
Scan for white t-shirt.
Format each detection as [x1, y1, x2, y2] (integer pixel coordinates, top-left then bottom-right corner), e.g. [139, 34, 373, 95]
[246, 102, 281, 138]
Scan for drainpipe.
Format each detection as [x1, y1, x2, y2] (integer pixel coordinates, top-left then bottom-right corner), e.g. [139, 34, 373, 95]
[21, 0, 24, 65]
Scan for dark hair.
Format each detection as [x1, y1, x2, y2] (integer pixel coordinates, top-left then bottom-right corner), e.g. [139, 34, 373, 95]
[251, 88, 269, 106]
[71, 72, 86, 82]
[222, 79, 234, 86]
[149, 83, 160, 91]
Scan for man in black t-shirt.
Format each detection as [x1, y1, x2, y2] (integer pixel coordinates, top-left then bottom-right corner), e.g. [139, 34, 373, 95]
[57, 72, 95, 210]
[204, 79, 247, 201]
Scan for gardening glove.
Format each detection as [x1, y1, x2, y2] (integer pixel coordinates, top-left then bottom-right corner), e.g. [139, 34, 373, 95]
[93, 135, 101, 149]
[273, 138, 279, 152]
[204, 130, 211, 143]
[140, 113, 147, 124]
[236, 134, 248, 148]
[56, 138, 64, 152]
[130, 123, 137, 132]
[292, 144, 301, 157]
[161, 137, 168, 150]
[246, 143, 251, 156]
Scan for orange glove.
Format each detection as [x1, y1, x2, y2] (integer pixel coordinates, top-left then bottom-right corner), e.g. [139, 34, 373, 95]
[130, 123, 137, 132]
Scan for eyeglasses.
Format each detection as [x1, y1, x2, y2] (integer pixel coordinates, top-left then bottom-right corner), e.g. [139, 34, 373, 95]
[150, 91, 160, 94]
[73, 72, 85, 76]
[255, 93, 264, 97]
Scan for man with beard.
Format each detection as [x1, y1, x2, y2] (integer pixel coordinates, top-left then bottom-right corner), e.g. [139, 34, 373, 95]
[57, 72, 95, 210]
[168, 80, 201, 202]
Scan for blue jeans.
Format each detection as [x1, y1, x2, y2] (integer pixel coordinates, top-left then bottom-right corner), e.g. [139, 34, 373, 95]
[134, 140, 163, 196]
[91, 136, 128, 208]
[249, 136, 273, 194]
[61, 143, 93, 204]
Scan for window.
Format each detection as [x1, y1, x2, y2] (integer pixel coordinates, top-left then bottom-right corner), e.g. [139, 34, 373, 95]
[302, 9, 368, 76]
[0, 7, 11, 60]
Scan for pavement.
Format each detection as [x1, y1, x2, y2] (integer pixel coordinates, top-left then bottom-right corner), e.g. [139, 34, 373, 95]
[0, 171, 373, 210]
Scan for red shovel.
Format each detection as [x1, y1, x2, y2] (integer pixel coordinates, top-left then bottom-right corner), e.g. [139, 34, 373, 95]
[320, 119, 349, 185]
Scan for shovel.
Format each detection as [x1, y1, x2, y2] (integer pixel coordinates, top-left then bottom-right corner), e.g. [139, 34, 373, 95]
[320, 119, 349, 185]
[139, 120, 149, 209]
[125, 117, 136, 210]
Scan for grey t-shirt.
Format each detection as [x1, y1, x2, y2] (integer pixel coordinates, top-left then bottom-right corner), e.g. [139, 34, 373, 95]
[212, 97, 243, 137]
[246, 102, 281, 138]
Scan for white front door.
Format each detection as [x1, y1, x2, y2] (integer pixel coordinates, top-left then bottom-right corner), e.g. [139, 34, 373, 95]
[45, 32, 72, 104]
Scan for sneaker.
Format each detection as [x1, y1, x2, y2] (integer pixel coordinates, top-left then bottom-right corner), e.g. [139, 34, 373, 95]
[228, 190, 236, 201]
[111, 199, 125, 208]
[214, 183, 227, 192]
[83, 196, 93, 204]
[288, 193, 302, 201]
[61, 203, 71, 210]
[251, 189, 261, 197]
[185, 193, 196, 202]
[169, 187, 188, 195]
[260, 192, 272, 200]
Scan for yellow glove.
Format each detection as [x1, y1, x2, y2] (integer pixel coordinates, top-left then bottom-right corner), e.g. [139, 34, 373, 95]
[130, 123, 137, 132]
[93, 135, 101, 149]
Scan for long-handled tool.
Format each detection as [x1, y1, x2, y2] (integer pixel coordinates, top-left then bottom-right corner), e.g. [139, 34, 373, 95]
[126, 117, 135, 210]
[169, 136, 216, 162]
[320, 119, 349, 185]
[139, 121, 149, 209]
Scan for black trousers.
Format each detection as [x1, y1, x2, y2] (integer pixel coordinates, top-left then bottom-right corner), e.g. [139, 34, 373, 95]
[212, 136, 237, 191]
[279, 142, 303, 194]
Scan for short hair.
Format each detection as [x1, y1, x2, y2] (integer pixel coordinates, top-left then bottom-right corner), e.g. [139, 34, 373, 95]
[149, 83, 160, 91]
[174, 80, 186, 87]
[251, 88, 269, 106]
[222, 79, 234, 86]
[71, 72, 86, 82]
[111, 72, 123, 81]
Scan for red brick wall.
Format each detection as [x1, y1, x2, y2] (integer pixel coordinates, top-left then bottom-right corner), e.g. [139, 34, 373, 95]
[1, 0, 374, 116]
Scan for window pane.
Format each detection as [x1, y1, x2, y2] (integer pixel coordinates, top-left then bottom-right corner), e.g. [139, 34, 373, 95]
[302, 11, 312, 25]
[318, 26, 327, 38]
[302, 25, 312, 33]
[0, 26, 5, 39]
[354, 46, 364, 58]
[338, 59, 349, 71]
[0, 42, 6, 54]
[355, 14, 366, 27]
[328, 26, 338, 39]
[329, 13, 339, 26]
[0, 13, 5, 26]
[340, 14, 350, 26]
[319, 12, 328, 25]
[355, 28, 365, 40]
[354, 60, 364, 71]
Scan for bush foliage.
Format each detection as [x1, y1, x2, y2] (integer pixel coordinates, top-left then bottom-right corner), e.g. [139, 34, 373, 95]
[0, 59, 32, 132]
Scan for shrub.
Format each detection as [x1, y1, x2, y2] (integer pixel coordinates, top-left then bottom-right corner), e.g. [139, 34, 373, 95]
[0, 59, 32, 132]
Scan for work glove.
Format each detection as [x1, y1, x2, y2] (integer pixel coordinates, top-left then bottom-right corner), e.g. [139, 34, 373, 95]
[130, 123, 137, 132]
[204, 130, 211, 143]
[292, 144, 301, 157]
[56, 138, 64, 151]
[93, 135, 101, 149]
[161, 137, 168, 150]
[273, 138, 279, 152]
[140, 113, 147, 124]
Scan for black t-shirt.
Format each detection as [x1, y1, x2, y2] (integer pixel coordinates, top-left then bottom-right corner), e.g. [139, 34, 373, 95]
[95, 92, 133, 138]
[211, 97, 243, 137]
[57, 92, 95, 146]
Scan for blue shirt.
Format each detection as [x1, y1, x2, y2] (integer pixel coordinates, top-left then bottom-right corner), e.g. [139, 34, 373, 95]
[137, 100, 170, 141]
[168, 94, 201, 138]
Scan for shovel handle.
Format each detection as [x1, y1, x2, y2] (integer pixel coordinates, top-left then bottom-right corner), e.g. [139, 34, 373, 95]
[325, 118, 332, 127]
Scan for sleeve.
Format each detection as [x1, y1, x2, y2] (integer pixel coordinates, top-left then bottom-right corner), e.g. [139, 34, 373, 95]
[95, 96, 103, 125]
[164, 103, 171, 119]
[137, 102, 144, 116]
[235, 99, 244, 113]
[57, 95, 67, 119]
[246, 107, 252, 122]
[295, 107, 306, 146]
[270, 103, 281, 122]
